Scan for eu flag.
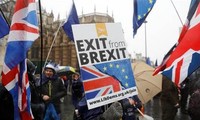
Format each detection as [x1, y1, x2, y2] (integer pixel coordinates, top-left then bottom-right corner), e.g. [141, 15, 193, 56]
[133, 0, 156, 37]
[0, 13, 9, 39]
[95, 59, 136, 89]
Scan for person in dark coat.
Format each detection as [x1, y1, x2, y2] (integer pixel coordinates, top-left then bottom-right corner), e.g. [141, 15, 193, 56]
[120, 95, 142, 120]
[38, 61, 67, 116]
[160, 75, 180, 120]
[27, 59, 45, 120]
[188, 88, 200, 120]
[0, 82, 14, 120]
[180, 77, 190, 114]
[71, 72, 84, 109]
[74, 96, 104, 120]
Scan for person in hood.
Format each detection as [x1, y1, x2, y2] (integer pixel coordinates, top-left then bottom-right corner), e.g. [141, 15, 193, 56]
[38, 61, 67, 117]
[71, 72, 84, 109]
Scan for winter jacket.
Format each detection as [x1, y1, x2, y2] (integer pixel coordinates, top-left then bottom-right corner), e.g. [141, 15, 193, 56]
[120, 96, 142, 120]
[39, 75, 67, 114]
[0, 83, 14, 120]
[72, 79, 84, 108]
[188, 89, 200, 120]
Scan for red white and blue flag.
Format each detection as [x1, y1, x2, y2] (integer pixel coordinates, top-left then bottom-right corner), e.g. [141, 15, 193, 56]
[2, 0, 39, 119]
[153, 0, 200, 85]
[81, 65, 122, 100]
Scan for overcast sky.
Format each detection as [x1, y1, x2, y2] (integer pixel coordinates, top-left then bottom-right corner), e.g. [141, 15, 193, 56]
[40, 0, 191, 64]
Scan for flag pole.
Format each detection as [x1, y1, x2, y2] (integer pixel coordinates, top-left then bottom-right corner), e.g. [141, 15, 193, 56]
[38, 0, 43, 85]
[42, 21, 64, 73]
[170, 0, 184, 26]
[144, 20, 147, 59]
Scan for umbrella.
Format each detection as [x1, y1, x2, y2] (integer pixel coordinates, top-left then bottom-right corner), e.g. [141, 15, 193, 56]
[56, 66, 76, 76]
[132, 61, 162, 104]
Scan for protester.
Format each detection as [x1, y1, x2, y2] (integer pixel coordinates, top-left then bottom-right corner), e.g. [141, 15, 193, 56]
[38, 61, 67, 118]
[60, 75, 68, 90]
[74, 96, 104, 120]
[189, 68, 200, 95]
[0, 82, 14, 120]
[192, 78, 200, 92]
[101, 102, 123, 120]
[180, 77, 190, 114]
[160, 75, 180, 120]
[120, 95, 142, 120]
[27, 59, 45, 120]
[66, 74, 73, 93]
[100, 95, 142, 120]
[188, 88, 200, 120]
[71, 72, 84, 109]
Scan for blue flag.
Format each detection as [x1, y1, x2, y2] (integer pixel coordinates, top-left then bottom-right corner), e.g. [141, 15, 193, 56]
[146, 57, 151, 66]
[0, 13, 9, 39]
[95, 59, 136, 89]
[62, 0, 79, 41]
[44, 103, 60, 120]
[133, 0, 156, 37]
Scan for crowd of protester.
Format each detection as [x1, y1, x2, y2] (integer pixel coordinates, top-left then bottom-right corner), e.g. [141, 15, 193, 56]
[1, 59, 200, 120]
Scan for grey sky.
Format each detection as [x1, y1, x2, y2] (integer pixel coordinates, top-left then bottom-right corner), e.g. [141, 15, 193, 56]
[41, 0, 191, 64]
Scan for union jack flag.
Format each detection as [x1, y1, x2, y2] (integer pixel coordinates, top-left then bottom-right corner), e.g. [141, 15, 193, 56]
[81, 65, 122, 100]
[153, 0, 200, 85]
[2, 0, 39, 119]
[81, 59, 136, 101]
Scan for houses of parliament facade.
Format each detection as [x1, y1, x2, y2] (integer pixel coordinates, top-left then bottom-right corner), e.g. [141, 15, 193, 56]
[1, 0, 114, 73]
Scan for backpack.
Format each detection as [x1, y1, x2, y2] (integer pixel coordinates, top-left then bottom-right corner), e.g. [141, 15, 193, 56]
[188, 89, 200, 118]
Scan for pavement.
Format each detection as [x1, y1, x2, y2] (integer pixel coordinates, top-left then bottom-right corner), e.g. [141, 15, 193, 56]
[60, 93, 74, 120]
[60, 94, 191, 120]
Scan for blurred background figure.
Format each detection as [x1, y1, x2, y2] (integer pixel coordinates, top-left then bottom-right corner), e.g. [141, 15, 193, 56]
[27, 59, 45, 120]
[71, 72, 84, 109]
[60, 75, 68, 90]
[180, 77, 190, 114]
[188, 88, 200, 120]
[74, 96, 104, 120]
[0, 82, 14, 120]
[160, 75, 180, 120]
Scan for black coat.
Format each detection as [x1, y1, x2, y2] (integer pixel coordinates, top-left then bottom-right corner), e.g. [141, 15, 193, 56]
[39, 75, 67, 114]
[0, 83, 14, 120]
[120, 96, 142, 120]
[29, 79, 45, 120]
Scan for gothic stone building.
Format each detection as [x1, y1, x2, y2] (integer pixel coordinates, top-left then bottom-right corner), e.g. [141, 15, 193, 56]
[0, 0, 114, 72]
[29, 11, 114, 73]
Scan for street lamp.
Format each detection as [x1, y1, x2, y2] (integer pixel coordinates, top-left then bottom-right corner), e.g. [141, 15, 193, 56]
[144, 20, 147, 59]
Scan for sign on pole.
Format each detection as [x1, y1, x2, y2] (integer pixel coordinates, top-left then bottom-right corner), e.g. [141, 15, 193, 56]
[72, 23, 138, 109]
